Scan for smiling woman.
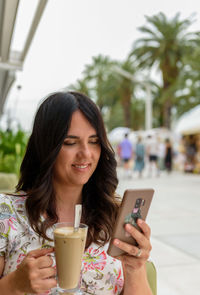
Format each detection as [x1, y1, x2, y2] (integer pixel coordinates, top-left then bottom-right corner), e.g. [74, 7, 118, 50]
[53, 110, 101, 189]
[0, 91, 153, 295]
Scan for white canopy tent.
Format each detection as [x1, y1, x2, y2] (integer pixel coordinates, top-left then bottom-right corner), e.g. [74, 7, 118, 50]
[174, 105, 200, 135]
[108, 126, 172, 146]
[108, 127, 131, 143]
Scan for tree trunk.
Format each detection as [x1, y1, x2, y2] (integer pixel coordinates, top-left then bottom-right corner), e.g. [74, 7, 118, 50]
[163, 99, 172, 129]
[121, 91, 132, 128]
[161, 63, 179, 129]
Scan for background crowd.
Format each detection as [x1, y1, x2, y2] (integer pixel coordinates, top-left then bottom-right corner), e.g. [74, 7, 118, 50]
[117, 133, 173, 179]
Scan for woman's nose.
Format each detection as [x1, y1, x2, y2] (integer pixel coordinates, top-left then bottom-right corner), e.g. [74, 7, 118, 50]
[78, 143, 91, 157]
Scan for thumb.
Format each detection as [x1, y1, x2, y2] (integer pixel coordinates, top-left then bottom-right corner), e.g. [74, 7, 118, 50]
[27, 247, 54, 258]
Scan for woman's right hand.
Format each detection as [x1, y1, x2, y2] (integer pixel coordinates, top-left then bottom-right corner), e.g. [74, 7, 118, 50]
[14, 248, 57, 294]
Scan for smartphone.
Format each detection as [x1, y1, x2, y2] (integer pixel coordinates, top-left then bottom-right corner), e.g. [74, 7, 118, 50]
[107, 188, 154, 257]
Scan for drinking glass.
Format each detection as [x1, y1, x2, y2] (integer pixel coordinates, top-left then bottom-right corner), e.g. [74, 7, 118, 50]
[53, 222, 88, 294]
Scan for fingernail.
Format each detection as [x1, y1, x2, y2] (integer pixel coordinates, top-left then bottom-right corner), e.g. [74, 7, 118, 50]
[125, 224, 132, 231]
[114, 239, 120, 246]
[138, 219, 143, 225]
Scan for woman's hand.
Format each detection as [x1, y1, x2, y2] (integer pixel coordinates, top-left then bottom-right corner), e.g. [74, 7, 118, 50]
[114, 219, 153, 295]
[13, 248, 57, 294]
[114, 219, 152, 274]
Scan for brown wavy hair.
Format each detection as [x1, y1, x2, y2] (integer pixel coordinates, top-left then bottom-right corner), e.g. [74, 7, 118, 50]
[16, 91, 119, 248]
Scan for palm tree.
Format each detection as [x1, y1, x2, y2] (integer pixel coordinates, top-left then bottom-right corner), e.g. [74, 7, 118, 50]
[67, 55, 144, 129]
[179, 35, 200, 113]
[83, 55, 139, 128]
[110, 59, 138, 128]
[130, 12, 198, 128]
[67, 78, 90, 96]
[83, 54, 115, 111]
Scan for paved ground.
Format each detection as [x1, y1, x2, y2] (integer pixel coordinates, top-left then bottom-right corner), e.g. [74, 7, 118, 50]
[116, 168, 200, 295]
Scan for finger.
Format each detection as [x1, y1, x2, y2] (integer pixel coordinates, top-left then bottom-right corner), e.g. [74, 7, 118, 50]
[39, 267, 56, 279]
[113, 239, 145, 258]
[38, 278, 57, 292]
[137, 219, 151, 240]
[27, 248, 54, 259]
[125, 224, 150, 250]
[44, 278, 57, 289]
[36, 255, 54, 269]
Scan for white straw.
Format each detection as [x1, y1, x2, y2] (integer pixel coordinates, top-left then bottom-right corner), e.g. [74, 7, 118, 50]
[74, 204, 82, 231]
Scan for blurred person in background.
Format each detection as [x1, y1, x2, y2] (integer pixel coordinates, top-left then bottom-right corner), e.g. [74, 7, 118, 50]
[119, 133, 133, 178]
[184, 135, 196, 172]
[194, 135, 200, 173]
[164, 138, 173, 173]
[157, 137, 165, 171]
[133, 136, 145, 178]
[146, 135, 159, 177]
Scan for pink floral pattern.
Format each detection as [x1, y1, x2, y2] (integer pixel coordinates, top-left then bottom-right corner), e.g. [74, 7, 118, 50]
[16, 253, 26, 267]
[83, 247, 107, 271]
[0, 194, 124, 294]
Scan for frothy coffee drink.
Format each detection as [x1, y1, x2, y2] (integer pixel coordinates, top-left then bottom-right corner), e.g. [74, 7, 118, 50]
[54, 226, 87, 290]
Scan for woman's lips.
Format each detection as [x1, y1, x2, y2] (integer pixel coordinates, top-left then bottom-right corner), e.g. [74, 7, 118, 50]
[72, 163, 91, 171]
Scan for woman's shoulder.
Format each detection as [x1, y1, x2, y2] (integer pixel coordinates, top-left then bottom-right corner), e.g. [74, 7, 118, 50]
[0, 192, 27, 217]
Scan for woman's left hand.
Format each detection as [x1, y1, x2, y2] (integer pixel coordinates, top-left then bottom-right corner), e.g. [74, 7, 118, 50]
[113, 219, 152, 275]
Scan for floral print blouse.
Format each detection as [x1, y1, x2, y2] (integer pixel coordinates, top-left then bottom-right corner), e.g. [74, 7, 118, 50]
[0, 193, 124, 295]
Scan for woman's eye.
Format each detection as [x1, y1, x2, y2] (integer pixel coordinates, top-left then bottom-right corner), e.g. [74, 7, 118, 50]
[63, 141, 76, 146]
[89, 139, 100, 144]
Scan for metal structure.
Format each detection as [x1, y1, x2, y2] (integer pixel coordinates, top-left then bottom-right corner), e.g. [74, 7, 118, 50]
[0, 0, 48, 115]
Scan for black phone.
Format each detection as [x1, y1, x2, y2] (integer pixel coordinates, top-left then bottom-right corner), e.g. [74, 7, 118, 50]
[107, 188, 154, 257]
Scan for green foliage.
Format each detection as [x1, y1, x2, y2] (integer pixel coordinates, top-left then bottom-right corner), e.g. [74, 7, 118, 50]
[0, 129, 28, 175]
[68, 78, 90, 96]
[0, 172, 18, 192]
[105, 101, 124, 130]
[131, 99, 145, 130]
[130, 12, 199, 128]
[66, 12, 200, 131]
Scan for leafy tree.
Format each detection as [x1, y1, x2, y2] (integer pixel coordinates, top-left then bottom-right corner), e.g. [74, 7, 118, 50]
[66, 55, 145, 130]
[0, 129, 28, 175]
[105, 101, 124, 130]
[83, 54, 115, 111]
[175, 35, 200, 116]
[67, 78, 90, 96]
[130, 12, 199, 128]
[108, 59, 137, 128]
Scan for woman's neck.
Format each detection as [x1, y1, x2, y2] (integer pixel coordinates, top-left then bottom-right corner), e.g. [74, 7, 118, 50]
[54, 184, 83, 223]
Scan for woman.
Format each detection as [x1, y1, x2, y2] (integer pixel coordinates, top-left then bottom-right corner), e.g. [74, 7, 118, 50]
[134, 136, 145, 178]
[0, 92, 152, 295]
[164, 138, 173, 173]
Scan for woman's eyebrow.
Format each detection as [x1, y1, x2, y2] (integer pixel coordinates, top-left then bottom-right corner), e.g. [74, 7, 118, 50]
[65, 135, 79, 139]
[89, 135, 99, 138]
[65, 134, 98, 139]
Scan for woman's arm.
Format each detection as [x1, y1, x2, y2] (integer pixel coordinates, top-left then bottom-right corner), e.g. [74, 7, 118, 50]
[114, 219, 153, 295]
[0, 256, 4, 275]
[122, 264, 152, 295]
[0, 248, 57, 295]
[0, 256, 23, 295]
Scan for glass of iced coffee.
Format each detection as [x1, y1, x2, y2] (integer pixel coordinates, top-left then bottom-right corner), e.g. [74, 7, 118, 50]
[53, 222, 88, 294]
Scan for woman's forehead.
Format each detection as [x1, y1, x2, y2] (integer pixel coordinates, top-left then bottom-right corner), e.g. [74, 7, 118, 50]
[67, 110, 97, 135]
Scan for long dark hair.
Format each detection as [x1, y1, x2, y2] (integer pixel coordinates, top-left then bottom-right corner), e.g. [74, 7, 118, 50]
[16, 91, 118, 247]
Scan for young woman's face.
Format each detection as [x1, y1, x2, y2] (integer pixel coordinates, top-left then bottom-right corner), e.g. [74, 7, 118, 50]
[53, 110, 101, 188]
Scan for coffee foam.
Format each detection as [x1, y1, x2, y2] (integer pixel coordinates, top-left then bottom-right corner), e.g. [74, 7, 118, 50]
[54, 226, 86, 238]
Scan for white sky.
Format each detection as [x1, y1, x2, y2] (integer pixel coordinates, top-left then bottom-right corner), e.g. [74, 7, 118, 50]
[3, 0, 200, 131]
